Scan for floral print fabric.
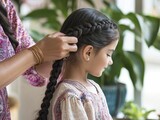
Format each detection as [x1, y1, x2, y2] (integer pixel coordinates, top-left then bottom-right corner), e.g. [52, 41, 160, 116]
[48, 80, 113, 120]
[0, 0, 46, 119]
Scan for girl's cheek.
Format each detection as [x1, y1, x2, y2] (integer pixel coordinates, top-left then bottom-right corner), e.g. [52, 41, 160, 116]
[104, 57, 110, 66]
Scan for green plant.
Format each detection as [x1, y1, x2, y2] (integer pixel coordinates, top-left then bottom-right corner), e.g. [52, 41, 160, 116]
[21, 0, 95, 41]
[20, 0, 160, 90]
[121, 101, 155, 120]
[88, 0, 160, 91]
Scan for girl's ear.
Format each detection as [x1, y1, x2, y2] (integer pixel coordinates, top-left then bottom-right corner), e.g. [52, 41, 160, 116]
[82, 45, 94, 61]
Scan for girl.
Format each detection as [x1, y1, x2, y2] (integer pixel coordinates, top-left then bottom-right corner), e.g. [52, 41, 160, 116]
[37, 8, 119, 120]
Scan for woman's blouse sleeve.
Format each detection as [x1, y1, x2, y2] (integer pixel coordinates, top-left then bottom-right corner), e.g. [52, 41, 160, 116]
[60, 94, 89, 120]
[5, 0, 46, 86]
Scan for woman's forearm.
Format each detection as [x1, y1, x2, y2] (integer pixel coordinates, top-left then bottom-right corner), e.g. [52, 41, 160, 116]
[0, 49, 36, 88]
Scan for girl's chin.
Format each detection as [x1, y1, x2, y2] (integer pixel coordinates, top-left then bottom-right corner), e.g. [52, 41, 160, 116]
[90, 69, 105, 77]
[94, 71, 103, 77]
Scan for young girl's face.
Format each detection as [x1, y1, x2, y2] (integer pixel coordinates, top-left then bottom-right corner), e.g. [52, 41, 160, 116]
[87, 40, 119, 77]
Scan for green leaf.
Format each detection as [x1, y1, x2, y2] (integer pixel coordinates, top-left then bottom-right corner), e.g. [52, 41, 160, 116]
[143, 109, 155, 119]
[29, 30, 45, 42]
[125, 13, 142, 38]
[70, 0, 77, 11]
[153, 30, 160, 50]
[122, 101, 156, 119]
[119, 24, 133, 33]
[84, 0, 95, 7]
[87, 74, 101, 85]
[22, 9, 58, 20]
[123, 51, 145, 90]
[51, 0, 69, 17]
[101, 0, 124, 22]
[138, 15, 160, 47]
[42, 17, 61, 31]
[106, 51, 123, 83]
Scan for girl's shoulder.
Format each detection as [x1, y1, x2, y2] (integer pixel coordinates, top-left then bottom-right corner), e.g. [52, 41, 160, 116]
[57, 80, 89, 93]
[88, 79, 104, 95]
[57, 80, 82, 91]
[88, 79, 101, 89]
[54, 80, 82, 99]
[51, 81, 82, 109]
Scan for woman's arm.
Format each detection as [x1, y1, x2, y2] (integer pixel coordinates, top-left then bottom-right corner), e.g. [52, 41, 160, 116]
[0, 49, 35, 88]
[0, 0, 77, 88]
[0, 34, 77, 89]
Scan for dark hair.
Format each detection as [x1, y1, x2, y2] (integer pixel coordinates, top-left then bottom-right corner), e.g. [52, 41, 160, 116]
[0, 1, 19, 50]
[37, 8, 119, 120]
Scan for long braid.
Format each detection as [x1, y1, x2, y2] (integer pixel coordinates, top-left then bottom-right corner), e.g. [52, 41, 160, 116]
[0, 2, 19, 50]
[37, 59, 63, 120]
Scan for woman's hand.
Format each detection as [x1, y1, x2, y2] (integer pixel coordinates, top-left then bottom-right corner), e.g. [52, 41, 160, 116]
[36, 32, 78, 62]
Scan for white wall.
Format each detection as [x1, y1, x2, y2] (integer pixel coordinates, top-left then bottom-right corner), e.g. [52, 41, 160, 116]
[8, 76, 46, 120]
[18, 77, 45, 119]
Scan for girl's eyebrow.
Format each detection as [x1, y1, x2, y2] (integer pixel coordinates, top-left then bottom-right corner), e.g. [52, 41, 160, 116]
[107, 49, 115, 52]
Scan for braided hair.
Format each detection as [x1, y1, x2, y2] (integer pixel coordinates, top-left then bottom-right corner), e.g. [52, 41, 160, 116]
[37, 60, 63, 120]
[0, 1, 19, 50]
[37, 8, 119, 120]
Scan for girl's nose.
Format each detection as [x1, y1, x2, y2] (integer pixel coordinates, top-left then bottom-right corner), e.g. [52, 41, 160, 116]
[108, 58, 113, 65]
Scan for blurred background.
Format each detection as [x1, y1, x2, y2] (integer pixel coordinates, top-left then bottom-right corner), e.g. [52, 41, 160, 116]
[7, 0, 160, 120]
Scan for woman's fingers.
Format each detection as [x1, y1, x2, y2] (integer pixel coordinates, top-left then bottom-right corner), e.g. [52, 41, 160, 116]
[48, 32, 65, 37]
[67, 43, 78, 52]
[49, 32, 78, 52]
[36, 32, 78, 61]
[62, 36, 78, 44]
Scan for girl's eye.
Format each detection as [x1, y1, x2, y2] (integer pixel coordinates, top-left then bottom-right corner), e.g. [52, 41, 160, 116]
[107, 54, 111, 57]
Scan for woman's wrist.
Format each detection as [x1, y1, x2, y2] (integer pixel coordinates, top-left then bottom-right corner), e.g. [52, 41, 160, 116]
[28, 45, 44, 65]
[0, 48, 40, 88]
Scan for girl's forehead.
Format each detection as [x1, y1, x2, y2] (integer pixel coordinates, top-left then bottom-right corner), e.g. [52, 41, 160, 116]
[104, 40, 119, 49]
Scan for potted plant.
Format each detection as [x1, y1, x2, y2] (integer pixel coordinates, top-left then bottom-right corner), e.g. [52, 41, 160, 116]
[88, 0, 160, 117]
[20, 0, 95, 41]
[120, 101, 156, 120]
